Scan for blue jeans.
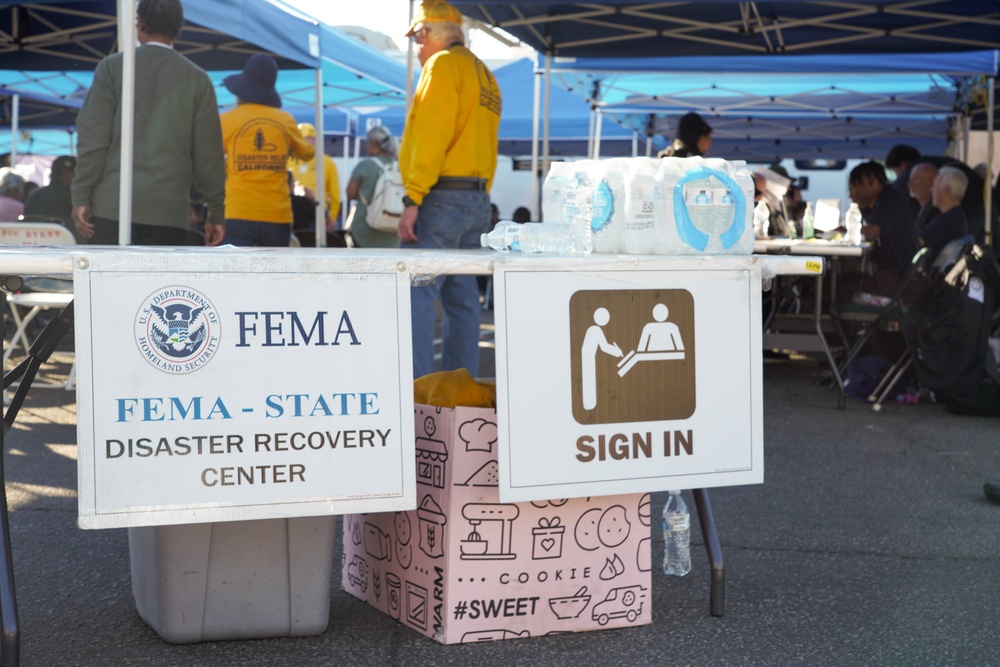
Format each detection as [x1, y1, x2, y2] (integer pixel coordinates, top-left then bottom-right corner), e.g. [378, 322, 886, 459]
[402, 188, 490, 379]
[223, 219, 291, 247]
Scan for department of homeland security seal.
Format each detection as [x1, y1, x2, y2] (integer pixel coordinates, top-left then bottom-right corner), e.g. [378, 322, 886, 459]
[134, 287, 220, 374]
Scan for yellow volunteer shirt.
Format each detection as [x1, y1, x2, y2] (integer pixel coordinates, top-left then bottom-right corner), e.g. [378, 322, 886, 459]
[289, 153, 341, 217]
[220, 103, 314, 223]
[399, 44, 501, 205]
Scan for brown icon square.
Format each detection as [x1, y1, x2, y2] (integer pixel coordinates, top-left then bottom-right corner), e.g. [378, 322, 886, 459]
[569, 289, 695, 425]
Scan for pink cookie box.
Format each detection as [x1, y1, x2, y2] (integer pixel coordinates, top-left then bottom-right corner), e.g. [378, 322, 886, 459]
[341, 404, 652, 644]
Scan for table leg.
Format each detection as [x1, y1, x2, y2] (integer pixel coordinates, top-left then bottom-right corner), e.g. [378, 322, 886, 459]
[0, 294, 21, 667]
[812, 269, 846, 408]
[692, 488, 724, 617]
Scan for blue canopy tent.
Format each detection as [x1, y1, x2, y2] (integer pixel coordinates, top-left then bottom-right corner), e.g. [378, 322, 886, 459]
[492, 58, 644, 158]
[350, 57, 652, 219]
[353, 58, 647, 158]
[0, 0, 321, 166]
[1, 86, 81, 129]
[0, 128, 76, 156]
[212, 24, 410, 110]
[212, 23, 412, 156]
[544, 51, 999, 162]
[284, 105, 355, 156]
[0, 87, 82, 160]
[0, 0, 320, 71]
[1, 19, 411, 140]
[455, 1, 1000, 59]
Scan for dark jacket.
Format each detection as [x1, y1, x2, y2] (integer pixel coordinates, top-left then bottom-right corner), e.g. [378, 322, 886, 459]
[72, 44, 225, 228]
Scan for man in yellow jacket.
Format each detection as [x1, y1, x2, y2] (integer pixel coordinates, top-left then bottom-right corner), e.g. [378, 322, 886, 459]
[289, 122, 341, 230]
[399, 0, 501, 379]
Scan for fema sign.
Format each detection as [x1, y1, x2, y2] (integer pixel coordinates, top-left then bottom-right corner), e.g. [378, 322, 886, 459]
[73, 251, 415, 529]
[493, 257, 764, 502]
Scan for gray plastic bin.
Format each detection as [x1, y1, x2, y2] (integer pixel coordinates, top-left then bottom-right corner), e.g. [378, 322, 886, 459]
[129, 516, 337, 643]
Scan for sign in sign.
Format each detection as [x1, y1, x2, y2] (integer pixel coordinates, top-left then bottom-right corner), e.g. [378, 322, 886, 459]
[74, 252, 415, 529]
[494, 258, 763, 502]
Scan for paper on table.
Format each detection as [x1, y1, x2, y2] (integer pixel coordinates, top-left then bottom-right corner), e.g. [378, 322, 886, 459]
[814, 199, 841, 232]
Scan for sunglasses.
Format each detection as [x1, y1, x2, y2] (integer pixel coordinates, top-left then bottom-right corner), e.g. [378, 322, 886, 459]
[411, 26, 427, 45]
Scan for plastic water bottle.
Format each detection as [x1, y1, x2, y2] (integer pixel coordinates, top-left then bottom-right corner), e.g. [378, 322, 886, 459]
[753, 200, 770, 239]
[590, 161, 627, 254]
[481, 220, 584, 254]
[623, 171, 659, 254]
[662, 490, 691, 576]
[802, 201, 815, 240]
[541, 163, 571, 223]
[562, 172, 594, 253]
[845, 202, 863, 245]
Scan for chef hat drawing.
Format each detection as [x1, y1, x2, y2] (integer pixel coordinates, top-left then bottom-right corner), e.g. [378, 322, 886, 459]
[459, 418, 497, 452]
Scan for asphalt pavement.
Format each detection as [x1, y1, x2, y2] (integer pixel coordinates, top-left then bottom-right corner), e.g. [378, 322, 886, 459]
[3, 346, 1000, 666]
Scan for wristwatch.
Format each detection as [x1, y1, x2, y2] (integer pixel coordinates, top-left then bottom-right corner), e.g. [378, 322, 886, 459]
[402, 195, 418, 208]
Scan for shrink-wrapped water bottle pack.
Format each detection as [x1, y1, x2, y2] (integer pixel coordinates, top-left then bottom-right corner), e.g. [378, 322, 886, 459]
[507, 156, 755, 255]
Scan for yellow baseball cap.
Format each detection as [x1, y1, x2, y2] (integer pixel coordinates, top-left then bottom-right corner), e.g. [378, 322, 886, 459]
[405, 0, 463, 37]
[297, 122, 316, 139]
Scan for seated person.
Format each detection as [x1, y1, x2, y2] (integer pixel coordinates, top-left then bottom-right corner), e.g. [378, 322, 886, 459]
[512, 206, 531, 223]
[848, 161, 919, 297]
[23, 155, 76, 229]
[886, 144, 993, 242]
[919, 166, 969, 261]
[752, 168, 793, 237]
[907, 162, 939, 231]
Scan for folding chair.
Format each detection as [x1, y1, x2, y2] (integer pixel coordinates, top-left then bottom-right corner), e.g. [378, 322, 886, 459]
[1, 222, 76, 391]
[836, 246, 930, 409]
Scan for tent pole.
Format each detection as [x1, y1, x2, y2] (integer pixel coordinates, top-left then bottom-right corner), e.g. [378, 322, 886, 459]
[117, 0, 136, 246]
[531, 64, 541, 220]
[405, 1, 415, 111]
[632, 132, 638, 158]
[963, 114, 971, 163]
[588, 108, 595, 159]
[594, 111, 603, 159]
[9, 7, 17, 170]
[543, 53, 551, 189]
[342, 127, 350, 237]
[646, 114, 654, 157]
[314, 68, 327, 247]
[10, 95, 17, 172]
[987, 76, 995, 247]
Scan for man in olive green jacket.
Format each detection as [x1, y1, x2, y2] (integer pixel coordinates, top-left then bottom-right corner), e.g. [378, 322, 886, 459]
[72, 0, 225, 246]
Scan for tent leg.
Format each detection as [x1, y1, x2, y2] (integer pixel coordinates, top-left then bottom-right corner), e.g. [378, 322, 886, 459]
[531, 65, 541, 220]
[314, 68, 327, 247]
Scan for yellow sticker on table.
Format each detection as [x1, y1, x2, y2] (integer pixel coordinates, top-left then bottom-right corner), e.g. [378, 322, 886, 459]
[805, 260, 822, 273]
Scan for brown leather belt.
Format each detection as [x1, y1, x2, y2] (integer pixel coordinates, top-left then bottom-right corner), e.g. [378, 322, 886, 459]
[432, 177, 487, 191]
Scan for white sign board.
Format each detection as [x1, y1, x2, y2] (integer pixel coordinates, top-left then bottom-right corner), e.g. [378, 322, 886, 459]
[74, 251, 415, 529]
[494, 258, 763, 502]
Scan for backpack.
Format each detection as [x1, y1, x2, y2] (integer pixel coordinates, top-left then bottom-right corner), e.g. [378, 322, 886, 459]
[361, 159, 407, 233]
[903, 242, 1000, 416]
